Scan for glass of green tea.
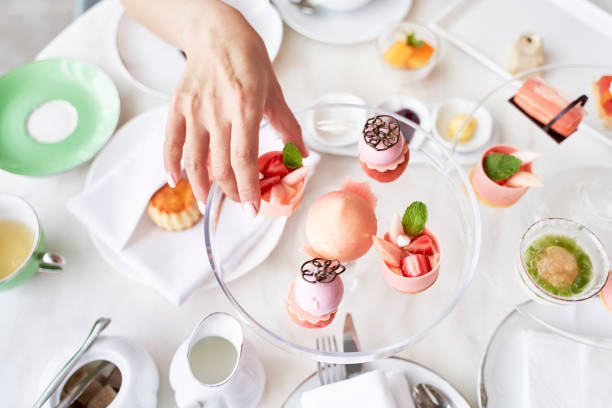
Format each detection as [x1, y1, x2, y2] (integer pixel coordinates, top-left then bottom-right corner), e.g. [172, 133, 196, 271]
[518, 218, 609, 305]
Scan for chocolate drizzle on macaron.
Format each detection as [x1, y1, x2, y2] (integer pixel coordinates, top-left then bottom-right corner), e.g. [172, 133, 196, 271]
[363, 115, 401, 151]
[301, 258, 345, 284]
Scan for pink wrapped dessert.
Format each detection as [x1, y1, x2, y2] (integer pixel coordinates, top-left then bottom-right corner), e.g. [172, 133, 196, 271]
[303, 177, 377, 262]
[372, 201, 442, 293]
[358, 115, 410, 183]
[258, 142, 308, 217]
[512, 78, 587, 141]
[285, 258, 345, 328]
[470, 144, 543, 208]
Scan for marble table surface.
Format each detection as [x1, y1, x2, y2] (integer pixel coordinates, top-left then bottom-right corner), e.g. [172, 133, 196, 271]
[1, 0, 611, 406]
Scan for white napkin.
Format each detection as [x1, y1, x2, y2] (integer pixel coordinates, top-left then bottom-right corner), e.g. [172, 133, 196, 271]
[68, 125, 319, 304]
[301, 370, 414, 408]
[522, 329, 612, 408]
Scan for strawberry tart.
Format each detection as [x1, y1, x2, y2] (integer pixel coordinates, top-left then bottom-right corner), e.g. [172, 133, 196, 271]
[258, 142, 309, 217]
[359, 115, 410, 183]
[469, 144, 543, 208]
[303, 177, 377, 262]
[285, 258, 345, 328]
[373, 201, 441, 293]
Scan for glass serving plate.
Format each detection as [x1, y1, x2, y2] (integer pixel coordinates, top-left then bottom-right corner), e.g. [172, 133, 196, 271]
[449, 64, 612, 349]
[204, 103, 482, 364]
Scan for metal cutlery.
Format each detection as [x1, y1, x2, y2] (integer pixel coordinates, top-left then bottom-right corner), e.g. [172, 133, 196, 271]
[33, 317, 111, 408]
[413, 383, 453, 408]
[342, 313, 363, 378]
[289, 0, 316, 14]
[315, 335, 346, 385]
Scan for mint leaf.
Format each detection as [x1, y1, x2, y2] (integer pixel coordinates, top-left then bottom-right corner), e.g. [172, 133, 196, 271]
[406, 32, 424, 48]
[483, 153, 522, 181]
[282, 142, 302, 169]
[402, 201, 428, 237]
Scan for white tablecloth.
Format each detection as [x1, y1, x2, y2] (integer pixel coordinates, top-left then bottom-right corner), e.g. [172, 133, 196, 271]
[1, 0, 611, 406]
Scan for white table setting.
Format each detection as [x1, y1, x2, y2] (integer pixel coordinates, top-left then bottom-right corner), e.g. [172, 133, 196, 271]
[1, 0, 612, 406]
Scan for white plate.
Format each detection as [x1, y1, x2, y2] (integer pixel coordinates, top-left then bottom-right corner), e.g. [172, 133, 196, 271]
[85, 105, 287, 289]
[282, 357, 470, 407]
[274, 0, 412, 45]
[114, 0, 283, 98]
[478, 301, 612, 407]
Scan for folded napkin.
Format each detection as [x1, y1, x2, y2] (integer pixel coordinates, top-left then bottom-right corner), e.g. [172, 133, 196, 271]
[522, 329, 612, 408]
[301, 370, 414, 408]
[68, 124, 319, 304]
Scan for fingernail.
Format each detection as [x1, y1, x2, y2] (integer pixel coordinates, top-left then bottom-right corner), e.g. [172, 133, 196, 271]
[166, 172, 176, 188]
[242, 202, 257, 218]
[197, 200, 206, 214]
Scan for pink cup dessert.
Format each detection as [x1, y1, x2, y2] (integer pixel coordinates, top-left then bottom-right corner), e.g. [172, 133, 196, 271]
[285, 258, 345, 329]
[470, 144, 543, 208]
[601, 273, 612, 315]
[303, 177, 377, 262]
[358, 115, 410, 183]
[372, 203, 442, 293]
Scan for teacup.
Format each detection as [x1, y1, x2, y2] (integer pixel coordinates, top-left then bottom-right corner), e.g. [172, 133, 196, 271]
[0, 193, 65, 291]
[311, 0, 374, 12]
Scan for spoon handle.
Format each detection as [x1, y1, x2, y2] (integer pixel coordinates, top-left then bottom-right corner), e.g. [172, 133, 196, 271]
[32, 317, 111, 408]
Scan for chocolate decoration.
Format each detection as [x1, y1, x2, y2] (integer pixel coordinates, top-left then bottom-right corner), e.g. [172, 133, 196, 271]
[363, 115, 401, 151]
[301, 258, 345, 284]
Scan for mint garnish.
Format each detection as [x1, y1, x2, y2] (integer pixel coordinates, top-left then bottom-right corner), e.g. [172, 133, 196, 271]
[402, 201, 428, 237]
[406, 32, 424, 48]
[282, 142, 302, 169]
[483, 153, 522, 181]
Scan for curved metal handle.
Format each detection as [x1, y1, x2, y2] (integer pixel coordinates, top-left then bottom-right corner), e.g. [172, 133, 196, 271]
[32, 317, 110, 408]
[37, 252, 66, 274]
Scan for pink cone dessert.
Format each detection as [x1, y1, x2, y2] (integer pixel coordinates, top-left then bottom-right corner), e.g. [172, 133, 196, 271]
[373, 211, 442, 293]
[303, 178, 377, 262]
[470, 144, 542, 208]
[285, 258, 345, 329]
[358, 115, 410, 183]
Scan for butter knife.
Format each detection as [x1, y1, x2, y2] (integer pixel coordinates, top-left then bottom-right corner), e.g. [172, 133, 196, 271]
[343, 313, 363, 377]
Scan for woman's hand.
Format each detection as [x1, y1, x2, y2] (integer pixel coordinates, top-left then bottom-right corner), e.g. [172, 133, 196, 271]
[122, 0, 308, 216]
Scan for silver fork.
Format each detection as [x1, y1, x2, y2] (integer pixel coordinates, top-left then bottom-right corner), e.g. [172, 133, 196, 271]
[315, 335, 347, 386]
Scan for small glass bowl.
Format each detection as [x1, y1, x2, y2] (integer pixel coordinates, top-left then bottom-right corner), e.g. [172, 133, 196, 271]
[517, 218, 610, 305]
[377, 22, 439, 82]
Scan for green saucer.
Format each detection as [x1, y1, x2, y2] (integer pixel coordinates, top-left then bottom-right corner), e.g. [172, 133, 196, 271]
[0, 59, 120, 176]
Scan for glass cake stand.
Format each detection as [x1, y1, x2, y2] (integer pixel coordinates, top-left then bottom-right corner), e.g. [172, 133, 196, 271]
[450, 64, 612, 349]
[204, 103, 482, 364]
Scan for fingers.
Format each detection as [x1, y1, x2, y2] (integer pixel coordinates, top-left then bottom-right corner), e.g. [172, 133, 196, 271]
[183, 114, 211, 213]
[163, 101, 186, 188]
[265, 79, 309, 157]
[230, 111, 262, 217]
[209, 120, 240, 202]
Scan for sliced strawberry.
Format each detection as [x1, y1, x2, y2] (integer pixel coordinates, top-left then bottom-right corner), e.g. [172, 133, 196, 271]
[401, 254, 431, 277]
[407, 235, 434, 255]
[262, 155, 290, 178]
[260, 175, 281, 195]
[372, 235, 404, 268]
[281, 166, 308, 186]
[270, 183, 286, 204]
[505, 171, 543, 188]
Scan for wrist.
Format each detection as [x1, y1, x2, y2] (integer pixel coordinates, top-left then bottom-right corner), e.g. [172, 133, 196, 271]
[179, 0, 237, 55]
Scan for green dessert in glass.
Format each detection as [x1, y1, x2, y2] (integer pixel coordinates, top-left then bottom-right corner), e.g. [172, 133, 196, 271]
[524, 234, 592, 297]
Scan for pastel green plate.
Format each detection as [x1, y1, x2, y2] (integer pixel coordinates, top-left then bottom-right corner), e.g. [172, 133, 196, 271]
[0, 58, 120, 176]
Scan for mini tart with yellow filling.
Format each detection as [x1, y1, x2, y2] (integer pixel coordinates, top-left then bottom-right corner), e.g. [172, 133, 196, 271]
[147, 179, 202, 231]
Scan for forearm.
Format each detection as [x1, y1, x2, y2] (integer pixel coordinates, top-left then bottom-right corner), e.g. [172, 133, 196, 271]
[120, 0, 233, 53]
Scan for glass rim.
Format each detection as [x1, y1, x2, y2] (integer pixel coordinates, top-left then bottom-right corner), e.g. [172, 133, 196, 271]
[204, 102, 482, 363]
[518, 217, 610, 303]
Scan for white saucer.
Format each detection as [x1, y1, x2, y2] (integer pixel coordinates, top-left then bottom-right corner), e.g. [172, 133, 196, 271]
[273, 0, 412, 45]
[282, 357, 470, 407]
[84, 105, 287, 289]
[431, 98, 496, 166]
[478, 301, 612, 407]
[114, 0, 283, 98]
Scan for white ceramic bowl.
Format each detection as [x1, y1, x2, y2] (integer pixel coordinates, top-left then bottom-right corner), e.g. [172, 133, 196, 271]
[312, 0, 373, 12]
[307, 92, 368, 147]
[431, 98, 493, 153]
